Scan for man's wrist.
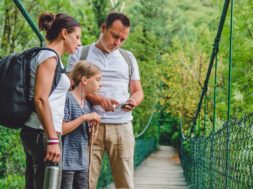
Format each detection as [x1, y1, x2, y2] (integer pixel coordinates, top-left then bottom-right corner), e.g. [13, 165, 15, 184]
[99, 96, 106, 104]
[129, 97, 136, 101]
[129, 97, 137, 104]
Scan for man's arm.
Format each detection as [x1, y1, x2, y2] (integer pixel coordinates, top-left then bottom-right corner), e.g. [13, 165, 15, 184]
[86, 80, 143, 112]
[86, 94, 119, 112]
[129, 80, 144, 105]
[86, 94, 104, 105]
[122, 80, 144, 111]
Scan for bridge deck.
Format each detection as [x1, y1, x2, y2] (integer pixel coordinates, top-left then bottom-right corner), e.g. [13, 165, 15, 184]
[109, 145, 188, 189]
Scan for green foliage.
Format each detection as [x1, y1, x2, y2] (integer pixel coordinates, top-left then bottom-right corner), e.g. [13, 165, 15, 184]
[0, 175, 24, 189]
[158, 0, 219, 127]
[159, 114, 180, 148]
[91, 0, 109, 28]
[219, 0, 253, 117]
[0, 0, 98, 57]
[0, 128, 25, 188]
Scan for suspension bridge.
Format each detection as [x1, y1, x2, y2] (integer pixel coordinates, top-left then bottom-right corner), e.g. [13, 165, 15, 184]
[0, 0, 252, 188]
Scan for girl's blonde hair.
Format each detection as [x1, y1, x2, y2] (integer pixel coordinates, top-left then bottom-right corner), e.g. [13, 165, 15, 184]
[70, 61, 101, 86]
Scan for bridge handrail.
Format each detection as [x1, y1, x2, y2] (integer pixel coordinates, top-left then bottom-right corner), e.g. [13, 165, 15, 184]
[12, 0, 44, 46]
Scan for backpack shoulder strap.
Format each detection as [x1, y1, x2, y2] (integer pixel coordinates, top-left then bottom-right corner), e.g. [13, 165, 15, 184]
[80, 45, 91, 60]
[119, 48, 133, 80]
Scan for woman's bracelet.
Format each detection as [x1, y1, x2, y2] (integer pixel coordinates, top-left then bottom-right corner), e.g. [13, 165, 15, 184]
[47, 139, 59, 145]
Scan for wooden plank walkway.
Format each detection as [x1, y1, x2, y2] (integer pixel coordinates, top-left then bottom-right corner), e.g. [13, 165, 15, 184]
[109, 146, 188, 189]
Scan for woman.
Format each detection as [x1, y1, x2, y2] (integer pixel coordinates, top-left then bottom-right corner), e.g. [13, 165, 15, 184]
[20, 12, 81, 189]
[61, 61, 101, 189]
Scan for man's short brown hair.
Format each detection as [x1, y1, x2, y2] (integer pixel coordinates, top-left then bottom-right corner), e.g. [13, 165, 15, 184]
[105, 12, 130, 29]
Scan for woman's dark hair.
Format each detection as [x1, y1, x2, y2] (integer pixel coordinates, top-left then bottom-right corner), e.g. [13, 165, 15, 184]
[105, 12, 130, 29]
[38, 12, 80, 41]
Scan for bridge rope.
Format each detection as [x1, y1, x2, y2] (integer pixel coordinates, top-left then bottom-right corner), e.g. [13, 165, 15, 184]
[190, 0, 231, 134]
[135, 104, 157, 138]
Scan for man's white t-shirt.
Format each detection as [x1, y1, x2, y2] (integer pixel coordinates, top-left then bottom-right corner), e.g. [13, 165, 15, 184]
[67, 43, 140, 124]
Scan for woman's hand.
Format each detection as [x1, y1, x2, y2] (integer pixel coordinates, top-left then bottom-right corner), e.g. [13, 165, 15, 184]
[44, 144, 61, 163]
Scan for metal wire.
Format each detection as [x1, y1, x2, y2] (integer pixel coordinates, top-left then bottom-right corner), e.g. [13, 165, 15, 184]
[180, 113, 253, 189]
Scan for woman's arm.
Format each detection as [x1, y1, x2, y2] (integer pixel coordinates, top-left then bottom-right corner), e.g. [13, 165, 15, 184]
[34, 56, 60, 163]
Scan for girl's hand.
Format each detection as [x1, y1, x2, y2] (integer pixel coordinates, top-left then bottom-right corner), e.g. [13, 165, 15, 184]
[83, 112, 101, 124]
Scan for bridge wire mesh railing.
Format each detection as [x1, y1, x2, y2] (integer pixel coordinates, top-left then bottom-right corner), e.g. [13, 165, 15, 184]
[180, 0, 253, 188]
[180, 114, 253, 189]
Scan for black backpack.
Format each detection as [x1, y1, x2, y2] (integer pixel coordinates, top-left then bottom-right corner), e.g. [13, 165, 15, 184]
[0, 47, 64, 129]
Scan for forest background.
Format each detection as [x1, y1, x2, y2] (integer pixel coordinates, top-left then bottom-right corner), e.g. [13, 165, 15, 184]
[0, 0, 252, 187]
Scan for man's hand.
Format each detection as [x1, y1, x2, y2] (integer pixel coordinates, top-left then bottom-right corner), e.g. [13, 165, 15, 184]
[100, 98, 119, 111]
[121, 98, 137, 112]
[44, 144, 61, 163]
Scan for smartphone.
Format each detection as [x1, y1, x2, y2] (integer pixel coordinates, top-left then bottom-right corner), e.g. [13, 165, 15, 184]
[121, 103, 133, 109]
[115, 103, 131, 109]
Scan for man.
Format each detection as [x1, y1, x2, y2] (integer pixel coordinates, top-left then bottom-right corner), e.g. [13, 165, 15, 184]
[67, 12, 144, 189]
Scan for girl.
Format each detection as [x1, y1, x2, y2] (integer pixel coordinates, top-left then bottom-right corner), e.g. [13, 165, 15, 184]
[20, 12, 81, 189]
[61, 61, 102, 189]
